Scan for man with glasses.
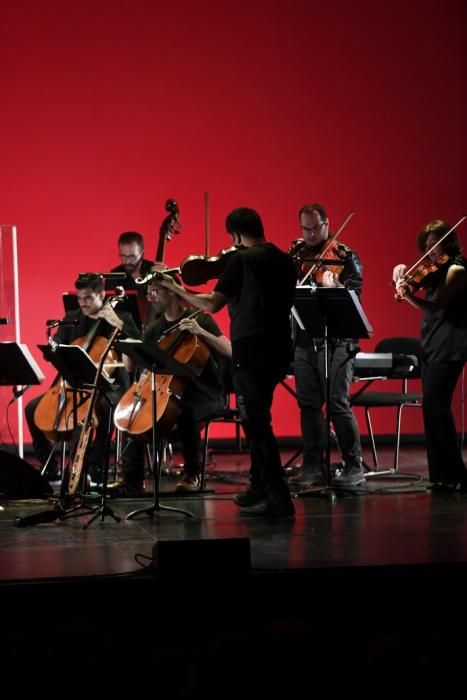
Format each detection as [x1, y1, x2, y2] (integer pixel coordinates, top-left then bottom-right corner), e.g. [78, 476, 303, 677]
[291, 203, 365, 488]
[110, 231, 154, 327]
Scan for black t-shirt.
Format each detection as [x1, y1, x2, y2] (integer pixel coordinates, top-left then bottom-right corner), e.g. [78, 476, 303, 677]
[143, 311, 225, 405]
[421, 256, 467, 362]
[214, 242, 297, 370]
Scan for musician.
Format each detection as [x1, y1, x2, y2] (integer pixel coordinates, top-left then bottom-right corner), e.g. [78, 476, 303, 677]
[393, 219, 467, 492]
[110, 231, 154, 299]
[291, 202, 365, 487]
[156, 207, 297, 517]
[25, 273, 141, 483]
[107, 273, 231, 496]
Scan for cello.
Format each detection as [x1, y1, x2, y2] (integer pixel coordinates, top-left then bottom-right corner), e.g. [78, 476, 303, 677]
[33, 295, 123, 442]
[113, 311, 209, 438]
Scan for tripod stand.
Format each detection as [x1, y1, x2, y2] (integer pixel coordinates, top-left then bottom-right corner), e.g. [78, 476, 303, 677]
[292, 287, 373, 502]
[115, 340, 196, 520]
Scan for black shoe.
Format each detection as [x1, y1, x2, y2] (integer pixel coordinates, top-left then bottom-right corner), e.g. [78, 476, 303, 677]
[233, 489, 266, 507]
[106, 479, 145, 497]
[240, 497, 295, 517]
[332, 465, 366, 487]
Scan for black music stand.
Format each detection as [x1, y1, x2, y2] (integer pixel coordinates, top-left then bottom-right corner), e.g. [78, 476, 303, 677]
[115, 340, 196, 519]
[292, 286, 373, 501]
[0, 342, 45, 386]
[33, 343, 120, 527]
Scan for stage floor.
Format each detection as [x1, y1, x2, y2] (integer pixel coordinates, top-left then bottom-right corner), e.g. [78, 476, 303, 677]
[1, 445, 467, 581]
[2, 445, 467, 692]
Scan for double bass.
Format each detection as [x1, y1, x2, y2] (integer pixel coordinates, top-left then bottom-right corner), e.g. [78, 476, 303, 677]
[33, 294, 123, 442]
[113, 311, 209, 438]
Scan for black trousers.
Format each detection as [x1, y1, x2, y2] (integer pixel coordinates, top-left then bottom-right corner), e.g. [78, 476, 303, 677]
[422, 360, 466, 483]
[294, 343, 362, 470]
[233, 365, 291, 502]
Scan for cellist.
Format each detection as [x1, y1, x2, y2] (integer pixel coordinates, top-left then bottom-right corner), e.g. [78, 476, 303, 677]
[107, 271, 231, 496]
[290, 202, 365, 488]
[25, 273, 141, 483]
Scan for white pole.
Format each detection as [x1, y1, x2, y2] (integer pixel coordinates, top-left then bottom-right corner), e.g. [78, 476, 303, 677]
[11, 226, 24, 457]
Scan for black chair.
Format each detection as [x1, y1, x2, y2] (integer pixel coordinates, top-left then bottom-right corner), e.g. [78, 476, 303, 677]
[199, 360, 243, 491]
[350, 336, 423, 472]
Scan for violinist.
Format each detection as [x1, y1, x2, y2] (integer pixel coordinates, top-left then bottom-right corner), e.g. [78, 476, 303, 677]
[291, 202, 365, 488]
[107, 271, 231, 496]
[393, 219, 467, 492]
[25, 273, 141, 483]
[155, 207, 297, 517]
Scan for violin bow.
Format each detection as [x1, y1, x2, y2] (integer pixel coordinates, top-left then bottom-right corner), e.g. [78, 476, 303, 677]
[403, 215, 467, 278]
[298, 210, 355, 286]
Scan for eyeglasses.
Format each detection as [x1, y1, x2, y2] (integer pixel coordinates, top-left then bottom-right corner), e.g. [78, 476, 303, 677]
[119, 254, 141, 261]
[300, 223, 326, 234]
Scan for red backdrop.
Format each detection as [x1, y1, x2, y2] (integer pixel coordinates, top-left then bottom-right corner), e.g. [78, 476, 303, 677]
[1, 0, 466, 441]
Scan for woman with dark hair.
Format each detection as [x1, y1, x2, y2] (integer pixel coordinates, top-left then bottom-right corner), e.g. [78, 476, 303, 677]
[393, 220, 467, 492]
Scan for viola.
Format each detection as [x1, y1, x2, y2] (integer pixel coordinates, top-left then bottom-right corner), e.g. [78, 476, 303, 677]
[33, 297, 122, 441]
[394, 254, 450, 301]
[178, 245, 243, 286]
[113, 312, 210, 438]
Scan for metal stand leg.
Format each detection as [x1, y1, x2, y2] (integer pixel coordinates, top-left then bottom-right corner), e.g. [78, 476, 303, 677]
[125, 365, 194, 520]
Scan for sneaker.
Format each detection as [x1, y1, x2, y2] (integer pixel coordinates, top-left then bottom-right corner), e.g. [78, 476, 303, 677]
[233, 489, 266, 507]
[106, 478, 145, 497]
[175, 475, 200, 492]
[240, 497, 295, 517]
[332, 465, 366, 487]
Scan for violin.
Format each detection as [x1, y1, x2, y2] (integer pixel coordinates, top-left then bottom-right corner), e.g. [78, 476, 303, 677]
[33, 292, 124, 441]
[291, 210, 355, 287]
[113, 311, 210, 438]
[393, 215, 467, 302]
[289, 238, 345, 285]
[394, 254, 450, 301]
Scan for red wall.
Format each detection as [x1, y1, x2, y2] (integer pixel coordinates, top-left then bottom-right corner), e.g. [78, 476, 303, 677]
[1, 0, 466, 440]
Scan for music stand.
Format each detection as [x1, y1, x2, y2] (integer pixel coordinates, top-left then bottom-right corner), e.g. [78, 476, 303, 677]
[0, 342, 45, 386]
[115, 340, 196, 519]
[35, 343, 120, 527]
[293, 287, 373, 501]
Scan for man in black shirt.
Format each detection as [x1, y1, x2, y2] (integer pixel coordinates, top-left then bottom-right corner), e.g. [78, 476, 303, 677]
[25, 273, 141, 483]
[110, 231, 154, 327]
[156, 207, 297, 517]
[107, 274, 231, 496]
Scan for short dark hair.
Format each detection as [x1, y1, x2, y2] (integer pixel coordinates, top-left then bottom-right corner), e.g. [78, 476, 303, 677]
[417, 220, 462, 256]
[225, 208, 264, 239]
[118, 231, 144, 249]
[298, 203, 327, 222]
[75, 273, 105, 293]
[148, 270, 182, 288]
